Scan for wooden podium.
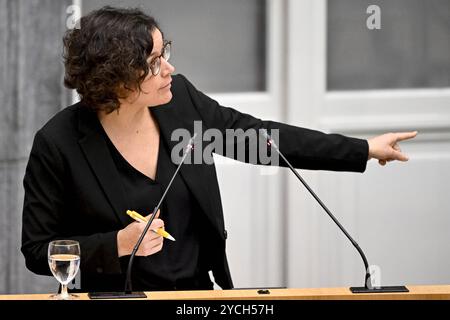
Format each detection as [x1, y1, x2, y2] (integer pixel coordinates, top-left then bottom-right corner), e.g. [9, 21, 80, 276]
[0, 285, 449, 300]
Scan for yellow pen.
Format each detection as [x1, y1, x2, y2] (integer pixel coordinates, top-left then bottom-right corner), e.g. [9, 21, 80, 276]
[126, 210, 176, 241]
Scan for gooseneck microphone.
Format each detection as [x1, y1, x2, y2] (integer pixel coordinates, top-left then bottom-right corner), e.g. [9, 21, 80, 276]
[260, 129, 408, 294]
[89, 134, 197, 299]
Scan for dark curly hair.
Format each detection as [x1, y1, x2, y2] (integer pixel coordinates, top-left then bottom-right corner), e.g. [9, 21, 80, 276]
[63, 6, 160, 113]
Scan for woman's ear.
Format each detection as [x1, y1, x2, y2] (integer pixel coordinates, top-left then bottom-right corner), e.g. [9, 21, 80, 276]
[116, 82, 140, 105]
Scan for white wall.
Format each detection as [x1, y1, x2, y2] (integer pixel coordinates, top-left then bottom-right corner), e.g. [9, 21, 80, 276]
[286, 0, 450, 289]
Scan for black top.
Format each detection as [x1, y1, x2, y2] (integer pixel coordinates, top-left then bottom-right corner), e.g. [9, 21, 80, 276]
[100, 108, 212, 291]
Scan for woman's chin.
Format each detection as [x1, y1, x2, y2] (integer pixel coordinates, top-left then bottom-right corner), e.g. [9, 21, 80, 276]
[149, 92, 173, 107]
[161, 91, 173, 104]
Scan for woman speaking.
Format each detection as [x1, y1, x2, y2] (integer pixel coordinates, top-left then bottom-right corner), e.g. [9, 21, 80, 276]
[21, 6, 416, 293]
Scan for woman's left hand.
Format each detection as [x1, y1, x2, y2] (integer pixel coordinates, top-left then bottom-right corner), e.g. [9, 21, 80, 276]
[367, 131, 418, 166]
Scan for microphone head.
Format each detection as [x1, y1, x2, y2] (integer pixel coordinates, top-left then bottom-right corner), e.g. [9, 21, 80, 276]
[185, 133, 198, 153]
[259, 129, 278, 149]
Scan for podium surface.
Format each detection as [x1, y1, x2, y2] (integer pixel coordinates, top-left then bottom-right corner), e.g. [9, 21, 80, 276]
[0, 285, 449, 300]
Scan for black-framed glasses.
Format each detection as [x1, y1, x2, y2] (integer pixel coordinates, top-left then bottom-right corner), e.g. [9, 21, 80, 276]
[148, 41, 171, 76]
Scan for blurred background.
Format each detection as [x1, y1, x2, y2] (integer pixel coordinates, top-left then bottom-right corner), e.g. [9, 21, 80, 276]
[0, 0, 449, 294]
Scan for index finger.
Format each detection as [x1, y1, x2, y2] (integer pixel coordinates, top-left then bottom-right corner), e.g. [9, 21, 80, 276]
[146, 209, 160, 220]
[395, 131, 418, 142]
[151, 218, 164, 229]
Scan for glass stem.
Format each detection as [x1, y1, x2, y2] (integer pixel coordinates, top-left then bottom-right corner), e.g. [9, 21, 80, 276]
[61, 284, 69, 299]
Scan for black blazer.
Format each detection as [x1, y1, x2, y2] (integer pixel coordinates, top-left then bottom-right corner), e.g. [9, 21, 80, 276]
[21, 74, 369, 291]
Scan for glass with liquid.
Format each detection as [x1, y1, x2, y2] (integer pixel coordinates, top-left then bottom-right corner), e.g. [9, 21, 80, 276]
[48, 240, 80, 300]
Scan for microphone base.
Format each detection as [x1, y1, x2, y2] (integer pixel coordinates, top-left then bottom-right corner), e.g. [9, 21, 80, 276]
[88, 291, 147, 299]
[350, 286, 409, 294]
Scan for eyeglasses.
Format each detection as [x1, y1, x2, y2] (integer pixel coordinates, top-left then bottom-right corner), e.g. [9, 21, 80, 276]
[148, 41, 171, 76]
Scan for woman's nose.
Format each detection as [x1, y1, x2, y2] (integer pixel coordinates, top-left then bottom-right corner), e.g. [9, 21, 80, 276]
[160, 58, 175, 76]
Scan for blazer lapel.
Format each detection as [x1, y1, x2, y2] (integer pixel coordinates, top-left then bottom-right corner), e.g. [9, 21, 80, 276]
[151, 103, 220, 232]
[77, 105, 130, 227]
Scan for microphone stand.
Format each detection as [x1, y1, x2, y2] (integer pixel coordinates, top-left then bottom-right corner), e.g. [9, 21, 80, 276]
[261, 130, 408, 293]
[89, 134, 197, 299]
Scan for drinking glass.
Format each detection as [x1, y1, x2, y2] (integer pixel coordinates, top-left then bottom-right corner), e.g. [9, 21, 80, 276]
[47, 240, 80, 300]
